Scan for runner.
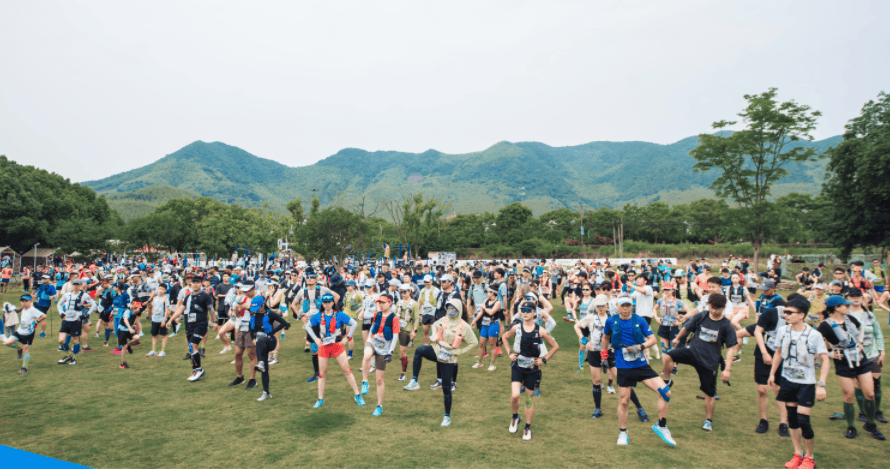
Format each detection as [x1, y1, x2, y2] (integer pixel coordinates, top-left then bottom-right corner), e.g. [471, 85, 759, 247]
[471, 285, 501, 371]
[2, 295, 46, 373]
[602, 293, 675, 446]
[227, 282, 258, 389]
[403, 298, 479, 427]
[214, 272, 234, 353]
[418, 275, 441, 346]
[360, 293, 400, 416]
[57, 280, 95, 365]
[662, 293, 738, 432]
[395, 283, 420, 381]
[574, 294, 619, 419]
[165, 275, 215, 382]
[653, 282, 689, 366]
[744, 278, 790, 436]
[305, 292, 364, 408]
[145, 283, 170, 357]
[818, 295, 884, 440]
[33, 274, 57, 338]
[573, 280, 597, 373]
[503, 300, 560, 441]
[768, 296, 829, 469]
[429, 273, 464, 391]
[248, 294, 291, 401]
[858, 296, 886, 424]
[290, 270, 337, 383]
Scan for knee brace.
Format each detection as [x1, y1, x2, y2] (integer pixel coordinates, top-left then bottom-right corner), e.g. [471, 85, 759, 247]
[798, 413, 813, 439]
[786, 405, 800, 429]
[592, 384, 602, 392]
[525, 393, 533, 409]
[658, 386, 671, 403]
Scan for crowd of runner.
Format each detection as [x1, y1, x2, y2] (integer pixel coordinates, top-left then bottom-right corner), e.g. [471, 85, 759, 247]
[1, 254, 887, 468]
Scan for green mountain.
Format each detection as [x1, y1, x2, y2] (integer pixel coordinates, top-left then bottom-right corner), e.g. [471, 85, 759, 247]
[85, 136, 842, 221]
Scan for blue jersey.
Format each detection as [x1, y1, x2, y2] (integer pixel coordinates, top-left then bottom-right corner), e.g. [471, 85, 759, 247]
[309, 311, 352, 337]
[603, 315, 653, 369]
[35, 284, 57, 308]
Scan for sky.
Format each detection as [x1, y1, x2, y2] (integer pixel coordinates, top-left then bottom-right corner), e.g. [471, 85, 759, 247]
[1, 0, 888, 183]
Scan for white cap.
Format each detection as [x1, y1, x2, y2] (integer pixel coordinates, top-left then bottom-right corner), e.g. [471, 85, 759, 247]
[388, 279, 401, 287]
[399, 283, 412, 290]
[593, 294, 609, 306]
[423, 275, 433, 283]
[364, 279, 375, 288]
[616, 293, 633, 305]
[440, 274, 454, 282]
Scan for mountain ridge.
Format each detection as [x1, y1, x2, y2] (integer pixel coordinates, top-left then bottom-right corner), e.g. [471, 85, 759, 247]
[84, 134, 842, 221]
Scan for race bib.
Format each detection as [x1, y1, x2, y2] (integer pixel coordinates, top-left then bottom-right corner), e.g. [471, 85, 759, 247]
[623, 347, 642, 362]
[517, 355, 535, 368]
[699, 327, 719, 343]
[863, 336, 874, 347]
[422, 306, 434, 316]
[845, 348, 861, 362]
[363, 318, 371, 325]
[481, 316, 491, 327]
[806, 313, 820, 323]
[661, 316, 675, 326]
[372, 336, 386, 350]
[783, 365, 806, 381]
[322, 336, 336, 346]
[65, 310, 79, 321]
[590, 329, 603, 350]
[437, 348, 453, 361]
[188, 312, 197, 323]
[239, 321, 249, 332]
[399, 319, 408, 328]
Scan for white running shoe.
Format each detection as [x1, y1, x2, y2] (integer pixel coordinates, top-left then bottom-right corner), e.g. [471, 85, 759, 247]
[269, 357, 279, 366]
[158, 351, 166, 357]
[652, 424, 676, 446]
[522, 428, 532, 441]
[95, 333, 100, 338]
[441, 416, 451, 427]
[219, 345, 231, 354]
[215, 334, 220, 340]
[404, 379, 420, 391]
[742, 337, 749, 345]
[607, 384, 616, 394]
[369, 365, 376, 373]
[472, 361, 483, 369]
[145, 351, 157, 357]
[257, 392, 272, 401]
[509, 416, 520, 434]
[139, 331, 145, 337]
[617, 431, 629, 446]
[398, 373, 407, 381]
[230, 360, 236, 364]
[187, 371, 198, 381]
[488, 364, 496, 371]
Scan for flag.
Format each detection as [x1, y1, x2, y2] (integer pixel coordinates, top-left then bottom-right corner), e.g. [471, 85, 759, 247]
[384, 243, 390, 259]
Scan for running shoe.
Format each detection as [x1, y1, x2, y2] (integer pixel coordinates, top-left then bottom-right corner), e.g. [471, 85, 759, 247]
[429, 380, 442, 390]
[58, 356, 71, 364]
[441, 416, 451, 427]
[742, 337, 749, 345]
[520, 386, 525, 393]
[82, 346, 93, 352]
[257, 392, 272, 402]
[304, 347, 310, 353]
[361, 381, 369, 395]
[732, 356, 742, 363]
[17, 349, 22, 360]
[829, 412, 846, 420]
[347, 354, 353, 361]
[219, 345, 231, 354]
[369, 365, 376, 373]
[199, 348, 205, 357]
[845, 426, 857, 439]
[139, 331, 145, 337]
[146, 351, 157, 357]
[306, 374, 318, 383]
[671, 366, 677, 375]
[190, 369, 206, 382]
[652, 424, 676, 446]
[496, 347, 502, 356]
[18, 367, 27, 374]
[255, 361, 266, 373]
[215, 334, 220, 340]
[864, 423, 886, 440]
[269, 357, 279, 366]
[617, 431, 629, 446]
[313, 399, 325, 408]
[858, 412, 868, 422]
[702, 420, 713, 432]
[876, 411, 888, 424]
[591, 408, 604, 419]
[111, 349, 121, 355]
[522, 428, 532, 441]
[398, 373, 407, 381]
[755, 419, 769, 434]
[246, 379, 257, 389]
[57, 346, 67, 352]
[452, 382, 457, 392]
[509, 416, 520, 433]
[120, 363, 129, 369]
[472, 361, 484, 369]
[533, 387, 539, 396]
[168, 332, 177, 337]
[39, 332, 45, 338]
[183, 352, 191, 360]
[68, 359, 76, 365]
[784, 453, 804, 469]
[666, 379, 674, 389]
[488, 364, 496, 371]
[158, 351, 166, 357]
[778, 423, 790, 437]
[355, 395, 366, 406]
[404, 380, 420, 391]
[607, 384, 616, 394]
[372, 405, 383, 417]
[638, 409, 649, 423]
[95, 333, 100, 338]
[228, 377, 245, 386]
[798, 457, 815, 469]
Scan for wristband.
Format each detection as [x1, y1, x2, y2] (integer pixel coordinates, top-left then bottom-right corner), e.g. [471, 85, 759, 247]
[600, 350, 609, 360]
[580, 337, 589, 345]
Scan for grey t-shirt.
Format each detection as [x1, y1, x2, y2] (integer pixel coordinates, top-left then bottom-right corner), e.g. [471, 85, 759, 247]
[777, 325, 828, 384]
[683, 311, 738, 371]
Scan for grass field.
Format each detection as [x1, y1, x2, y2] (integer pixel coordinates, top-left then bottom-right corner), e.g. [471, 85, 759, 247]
[0, 288, 887, 468]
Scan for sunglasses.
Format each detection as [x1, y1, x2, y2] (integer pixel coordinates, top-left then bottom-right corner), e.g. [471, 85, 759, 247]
[322, 300, 333, 303]
[581, 288, 591, 291]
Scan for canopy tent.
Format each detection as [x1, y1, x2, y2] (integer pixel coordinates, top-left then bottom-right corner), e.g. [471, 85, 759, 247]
[0, 246, 21, 272]
[21, 247, 58, 267]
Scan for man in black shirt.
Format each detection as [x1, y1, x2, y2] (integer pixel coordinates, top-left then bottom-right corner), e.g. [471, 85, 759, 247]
[166, 276, 215, 382]
[662, 294, 738, 432]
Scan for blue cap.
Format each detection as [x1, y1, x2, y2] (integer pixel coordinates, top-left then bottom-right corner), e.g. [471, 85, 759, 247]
[824, 295, 853, 308]
[20, 294, 32, 302]
[321, 293, 334, 303]
[346, 280, 357, 286]
[248, 296, 265, 312]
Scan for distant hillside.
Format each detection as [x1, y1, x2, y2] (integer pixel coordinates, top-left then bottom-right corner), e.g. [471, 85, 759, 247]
[85, 136, 842, 221]
[105, 185, 199, 220]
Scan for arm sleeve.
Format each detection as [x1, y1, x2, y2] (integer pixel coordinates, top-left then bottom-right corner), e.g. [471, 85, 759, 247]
[757, 308, 778, 329]
[874, 314, 885, 351]
[544, 316, 556, 333]
[455, 323, 479, 355]
[266, 310, 288, 335]
[345, 316, 357, 338]
[817, 322, 839, 345]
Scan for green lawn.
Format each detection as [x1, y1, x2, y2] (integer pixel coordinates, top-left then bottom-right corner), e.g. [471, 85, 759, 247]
[0, 288, 887, 468]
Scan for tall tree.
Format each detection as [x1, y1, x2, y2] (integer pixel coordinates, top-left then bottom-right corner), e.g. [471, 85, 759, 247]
[822, 91, 890, 259]
[385, 194, 447, 258]
[690, 88, 821, 270]
[303, 207, 371, 262]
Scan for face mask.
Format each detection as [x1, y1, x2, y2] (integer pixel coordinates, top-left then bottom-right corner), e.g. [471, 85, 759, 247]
[446, 308, 459, 319]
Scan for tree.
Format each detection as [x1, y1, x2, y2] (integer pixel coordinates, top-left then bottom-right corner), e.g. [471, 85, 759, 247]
[303, 207, 371, 262]
[496, 202, 533, 245]
[822, 91, 890, 259]
[690, 88, 821, 270]
[385, 194, 448, 258]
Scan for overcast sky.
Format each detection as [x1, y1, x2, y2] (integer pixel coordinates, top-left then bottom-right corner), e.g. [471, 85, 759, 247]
[1, 1, 887, 183]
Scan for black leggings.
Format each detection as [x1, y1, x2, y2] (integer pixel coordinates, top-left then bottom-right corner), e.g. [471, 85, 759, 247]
[256, 336, 278, 393]
[413, 345, 455, 415]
